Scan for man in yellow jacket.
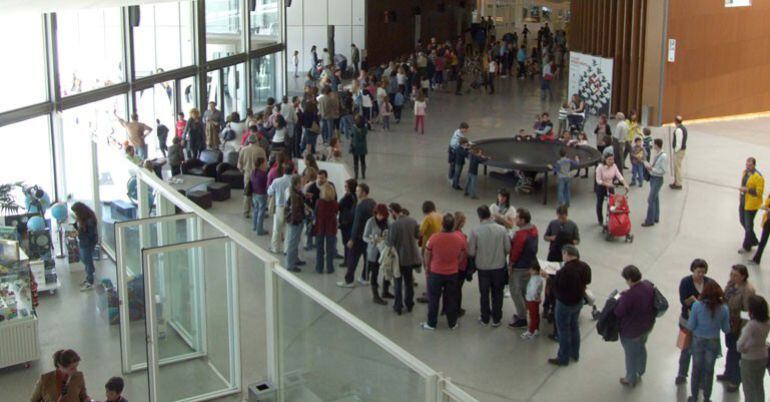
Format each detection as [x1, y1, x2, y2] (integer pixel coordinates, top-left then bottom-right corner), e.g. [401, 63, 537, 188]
[749, 195, 770, 265]
[739, 157, 764, 253]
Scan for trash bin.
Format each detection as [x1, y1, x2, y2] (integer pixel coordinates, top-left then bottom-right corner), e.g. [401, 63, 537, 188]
[248, 381, 276, 402]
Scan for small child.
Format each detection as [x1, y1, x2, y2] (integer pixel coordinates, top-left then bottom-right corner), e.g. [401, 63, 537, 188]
[630, 137, 647, 187]
[557, 101, 569, 136]
[168, 137, 184, 176]
[394, 86, 405, 123]
[522, 265, 544, 339]
[532, 114, 541, 131]
[105, 376, 128, 402]
[413, 94, 427, 135]
[452, 138, 470, 190]
[610, 196, 624, 213]
[551, 148, 580, 207]
[465, 147, 489, 199]
[379, 98, 393, 131]
[574, 133, 590, 178]
[642, 127, 653, 161]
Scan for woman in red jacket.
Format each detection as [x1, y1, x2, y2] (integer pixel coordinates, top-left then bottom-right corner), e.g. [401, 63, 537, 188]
[314, 183, 339, 274]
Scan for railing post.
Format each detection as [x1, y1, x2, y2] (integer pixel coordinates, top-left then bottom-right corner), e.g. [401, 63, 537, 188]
[264, 260, 282, 397]
[426, 372, 440, 402]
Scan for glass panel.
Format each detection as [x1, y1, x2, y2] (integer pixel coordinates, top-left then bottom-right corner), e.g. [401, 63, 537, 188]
[179, 76, 198, 131]
[57, 7, 124, 95]
[223, 63, 247, 117]
[0, 13, 46, 112]
[134, 1, 195, 78]
[251, 53, 277, 108]
[146, 239, 237, 401]
[250, 0, 280, 47]
[206, 0, 244, 61]
[0, 117, 54, 204]
[117, 215, 198, 372]
[278, 277, 426, 401]
[135, 81, 175, 159]
[70, 95, 132, 254]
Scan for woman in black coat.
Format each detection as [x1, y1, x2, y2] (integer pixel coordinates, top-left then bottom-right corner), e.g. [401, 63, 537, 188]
[184, 108, 205, 159]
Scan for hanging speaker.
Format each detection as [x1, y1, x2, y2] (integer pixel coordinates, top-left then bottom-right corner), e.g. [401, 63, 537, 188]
[249, 0, 257, 12]
[128, 5, 141, 27]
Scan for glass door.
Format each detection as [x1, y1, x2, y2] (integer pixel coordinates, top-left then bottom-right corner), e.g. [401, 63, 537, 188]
[115, 212, 201, 374]
[143, 237, 240, 402]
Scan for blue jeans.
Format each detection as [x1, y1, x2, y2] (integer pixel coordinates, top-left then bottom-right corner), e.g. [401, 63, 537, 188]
[80, 245, 96, 284]
[465, 173, 478, 198]
[724, 331, 741, 384]
[645, 176, 663, 224]
[555, 300, 583, 364]
[621, 333, 649, 384]
[556, 177, 571, 206]
[252, 195, 267, 233]
[631, 163, 645, 185]
[302, 128, 317, 155]
[452, 163, 464, 188]
[321, 118, 334, 144]
[340, 114, 354, 139]
[284, 223, 303, 270]
[315, 234, 336, 273]
[691, 336, 721, 400]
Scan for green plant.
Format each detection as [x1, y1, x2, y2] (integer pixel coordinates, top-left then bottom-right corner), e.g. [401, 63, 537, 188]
[0, 182, 25, 215]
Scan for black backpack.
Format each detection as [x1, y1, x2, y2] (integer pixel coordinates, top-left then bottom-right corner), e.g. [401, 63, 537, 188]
[221, 126, 236, 142]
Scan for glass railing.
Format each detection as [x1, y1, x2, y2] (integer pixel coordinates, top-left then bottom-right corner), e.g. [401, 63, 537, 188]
[118, 155, 479, 402]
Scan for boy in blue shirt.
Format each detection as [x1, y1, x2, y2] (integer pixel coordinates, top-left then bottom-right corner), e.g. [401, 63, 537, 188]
[465, 147, 489, 199]
[550, 148, 580, 207]
[393, 85, 406, 123]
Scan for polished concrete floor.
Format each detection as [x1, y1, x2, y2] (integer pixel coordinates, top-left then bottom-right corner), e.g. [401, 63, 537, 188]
[4, 74, 770, 401]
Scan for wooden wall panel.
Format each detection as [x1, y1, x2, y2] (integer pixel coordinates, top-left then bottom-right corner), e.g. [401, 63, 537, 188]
[662, 0, 770, 122]
[570, 0, 647, 116]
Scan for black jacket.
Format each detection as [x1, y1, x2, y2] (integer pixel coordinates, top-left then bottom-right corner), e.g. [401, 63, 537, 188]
[554, 259, 592, 306]
[596, 290, 620, 342]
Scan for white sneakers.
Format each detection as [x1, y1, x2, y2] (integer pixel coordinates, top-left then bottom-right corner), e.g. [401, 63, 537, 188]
[336, 281, 355, 288]
[420, 322, 436, 331]
[79, 281, 93, 292]
[521, 330, 539, 340]
[356, 278, 369, 286]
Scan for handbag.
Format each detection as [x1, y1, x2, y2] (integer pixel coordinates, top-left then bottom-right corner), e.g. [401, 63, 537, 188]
[649, 281, 669, 317]
[644, 153, 661, 182]
[677, 328, 693, 350]
[267, 195, 276, 216]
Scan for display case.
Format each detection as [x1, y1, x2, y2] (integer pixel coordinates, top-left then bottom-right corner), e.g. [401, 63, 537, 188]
[0, 240, 40, 369]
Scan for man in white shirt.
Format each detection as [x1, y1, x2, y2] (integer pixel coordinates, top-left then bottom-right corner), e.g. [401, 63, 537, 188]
[486, 58, 497, 94]
[613, 112, 629, 173]
[267, 162, 294, 254]
[541, 61, 553, 100]
[670, 115, 687, 190]
[642, 138, 669, 227]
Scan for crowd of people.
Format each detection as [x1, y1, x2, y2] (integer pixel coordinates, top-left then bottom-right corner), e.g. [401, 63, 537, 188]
[73, 21, 770, 402]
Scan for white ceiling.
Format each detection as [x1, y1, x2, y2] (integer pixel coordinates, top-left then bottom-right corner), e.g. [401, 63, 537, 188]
[4, 0, 171, 14]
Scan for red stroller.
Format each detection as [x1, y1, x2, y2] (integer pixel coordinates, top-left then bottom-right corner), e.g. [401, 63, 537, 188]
[603, 188, 634, 242]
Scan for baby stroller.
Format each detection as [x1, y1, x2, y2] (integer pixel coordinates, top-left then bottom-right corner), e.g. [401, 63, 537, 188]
[603, 187, 634, 242]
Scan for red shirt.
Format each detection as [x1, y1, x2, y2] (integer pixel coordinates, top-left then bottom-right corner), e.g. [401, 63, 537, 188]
[426, 231, 466, 275]
[314, 199, 339, 236]
[175, 120, 186, 138]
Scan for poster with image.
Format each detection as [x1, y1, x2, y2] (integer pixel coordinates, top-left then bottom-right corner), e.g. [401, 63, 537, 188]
[568, 52, 614, 117]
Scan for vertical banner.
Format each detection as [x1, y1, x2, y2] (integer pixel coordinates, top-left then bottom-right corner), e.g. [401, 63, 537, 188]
[568, 52, 614, 117]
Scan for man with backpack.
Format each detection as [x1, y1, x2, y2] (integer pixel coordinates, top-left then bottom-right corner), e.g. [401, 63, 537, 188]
[508, 208, 539, 329]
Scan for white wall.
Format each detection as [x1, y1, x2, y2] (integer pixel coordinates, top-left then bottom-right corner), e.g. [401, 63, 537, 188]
[287, 0, 366, 72]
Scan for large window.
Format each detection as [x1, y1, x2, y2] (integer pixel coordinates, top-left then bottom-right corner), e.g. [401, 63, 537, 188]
[224, 63, 247, 117]
[0, 117, 54, 197]
[57, 7, 124, 95]
[136, 81, 175, 158]
[250, 0, 279, 46]
[206, 0, 244, 60]
[0, 13, 47, 112]
[252, 53, 277, 107]
[133, 1, 195, 77]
